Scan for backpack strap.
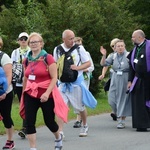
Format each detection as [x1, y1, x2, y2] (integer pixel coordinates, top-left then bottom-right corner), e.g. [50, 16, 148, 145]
[56, 44, 79, 56]
[24, 58, 28, 68]
[76, 46, 81, 65]
[56, 44, 81, 65]
[25, 53, 48, 68]
[13, 48, 20, 63]
[41, 53, 48, 68]
[0, 51, 4, 67]
[56, 45, 65, 56]
[67, 44, 79, 54]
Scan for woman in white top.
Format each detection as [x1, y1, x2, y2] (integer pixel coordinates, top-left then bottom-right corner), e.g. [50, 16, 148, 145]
[11, 32, 30, 138]
[0, 37, 15, 149]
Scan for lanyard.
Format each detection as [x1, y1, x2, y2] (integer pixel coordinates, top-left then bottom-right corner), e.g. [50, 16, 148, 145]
[135, 43, 146, 58]
[29, 61, 38, 74]
[117, 53, 124, 69]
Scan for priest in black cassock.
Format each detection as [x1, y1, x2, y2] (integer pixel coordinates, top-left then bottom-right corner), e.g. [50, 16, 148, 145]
[128, 29, 150, 132]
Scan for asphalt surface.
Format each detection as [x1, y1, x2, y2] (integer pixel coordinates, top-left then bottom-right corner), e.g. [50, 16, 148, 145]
[0, 113, 150, 150]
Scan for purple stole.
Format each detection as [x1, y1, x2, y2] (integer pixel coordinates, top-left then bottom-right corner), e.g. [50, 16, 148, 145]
[130, 40, 150, 107]
[131, 40, 150, 72]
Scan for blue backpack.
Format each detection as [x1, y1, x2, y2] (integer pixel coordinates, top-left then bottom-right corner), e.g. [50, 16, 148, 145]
[0, 52, 8, 95]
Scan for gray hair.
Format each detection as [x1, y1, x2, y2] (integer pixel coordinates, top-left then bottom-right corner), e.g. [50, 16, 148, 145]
[134, 29, 145, 38]
[62, 29, 74, 38]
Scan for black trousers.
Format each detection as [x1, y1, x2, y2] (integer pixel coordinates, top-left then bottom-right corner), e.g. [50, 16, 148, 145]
[24, 93, 59, 134]
[15, 86, 27, 128]
[0, 91, 14, 128]
[15, 86, 22, 102]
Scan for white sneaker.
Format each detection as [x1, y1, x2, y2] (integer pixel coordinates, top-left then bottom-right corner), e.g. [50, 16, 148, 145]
[117, 120, 125, 129]
[59, 131, 65, 140]
[55, 133, 63, 150]
[79, 125, 89, 137]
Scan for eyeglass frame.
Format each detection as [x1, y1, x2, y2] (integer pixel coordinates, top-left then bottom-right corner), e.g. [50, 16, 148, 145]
[28, 41, 42, 45]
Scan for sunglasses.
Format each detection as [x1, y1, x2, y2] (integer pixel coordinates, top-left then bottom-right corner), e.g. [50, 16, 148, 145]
[19, 36, 28, 41]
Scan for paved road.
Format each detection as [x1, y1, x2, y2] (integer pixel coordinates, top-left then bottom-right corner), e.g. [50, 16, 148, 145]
[0, 113, 150, 150]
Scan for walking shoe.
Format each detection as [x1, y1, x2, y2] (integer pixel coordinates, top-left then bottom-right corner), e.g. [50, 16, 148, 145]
[59, 131, 65, 140]
[110, 113, 117, 121]
[2, 140, 15, 150]
[79, 125, 89, 137]
[117, 123, 125, 129]
[117, 119, 125, 129]
[73, 120, 82, 128]
[55, 134, 63, 150]
[136, 128, 147, 132]
[18, 128, 26, 139]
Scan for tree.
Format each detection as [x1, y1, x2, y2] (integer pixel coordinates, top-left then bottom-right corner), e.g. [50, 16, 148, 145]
[0, 0, 48, 53]
[0, 0, 143, 95]
[125, 0, 150, 38]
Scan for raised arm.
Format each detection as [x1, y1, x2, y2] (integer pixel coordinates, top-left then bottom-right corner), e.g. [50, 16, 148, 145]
[100, 46, 107, 66]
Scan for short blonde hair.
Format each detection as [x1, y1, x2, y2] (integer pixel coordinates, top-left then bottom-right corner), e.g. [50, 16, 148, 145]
[110, 38, 120, 48]
[0, 37, 3, 48]
[28, 32, 44, 47]
[74, 37, 83, 42]
[74, 37, 83, 45]
[115, 39, 125, 46]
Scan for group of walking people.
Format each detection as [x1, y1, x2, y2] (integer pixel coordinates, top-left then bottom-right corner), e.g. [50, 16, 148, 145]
[0, 29, 96, 150]
[0, 28, 150, 150]
[99, 29, 150, 132]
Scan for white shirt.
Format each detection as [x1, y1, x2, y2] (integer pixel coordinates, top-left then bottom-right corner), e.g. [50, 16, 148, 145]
[53, 43, 90, 77]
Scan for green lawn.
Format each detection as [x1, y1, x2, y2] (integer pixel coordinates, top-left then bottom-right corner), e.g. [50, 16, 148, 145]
[0, 92, 111, 135]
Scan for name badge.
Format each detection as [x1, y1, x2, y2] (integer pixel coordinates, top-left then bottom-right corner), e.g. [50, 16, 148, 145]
[117, 71, 123, 75]
[134, 59, 138, 63]
[28, 74, 36, 80]
[121, 62, 124, 65]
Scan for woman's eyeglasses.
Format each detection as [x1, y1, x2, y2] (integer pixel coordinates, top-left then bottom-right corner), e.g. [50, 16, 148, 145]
[19, 36, 28, 41]
[29, 41, 41, 45]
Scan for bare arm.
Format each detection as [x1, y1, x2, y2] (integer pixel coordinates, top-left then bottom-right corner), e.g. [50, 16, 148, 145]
[22, 76, 27, 92]
[83, 52, 94, 73]
[98, 66, 109, 80]
[71, 61, 91, 71]
[100, 46, 107, 66]
[40, 63, 57, 102]
[3, 63, 12, 86]
[0, 63, 12, 101]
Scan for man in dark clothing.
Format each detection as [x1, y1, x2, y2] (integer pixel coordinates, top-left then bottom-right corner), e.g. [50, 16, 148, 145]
[128, 29, 150, 132]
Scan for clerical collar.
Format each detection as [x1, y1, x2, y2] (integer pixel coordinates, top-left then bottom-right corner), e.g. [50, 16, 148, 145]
[138, 40, 146, 47]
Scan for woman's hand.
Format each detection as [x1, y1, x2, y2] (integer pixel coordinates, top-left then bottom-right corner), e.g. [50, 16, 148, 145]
[100, 46, 107, 56]
[0, 93, 7, 101]
[40, 92, 49, 103]
[98, 74, 105, 80]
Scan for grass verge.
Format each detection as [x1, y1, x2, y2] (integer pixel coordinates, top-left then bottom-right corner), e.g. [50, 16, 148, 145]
[0, 92, 111, 135]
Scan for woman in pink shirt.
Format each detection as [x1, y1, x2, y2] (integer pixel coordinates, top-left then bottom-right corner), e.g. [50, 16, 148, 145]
[20, 32, 68, 150]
